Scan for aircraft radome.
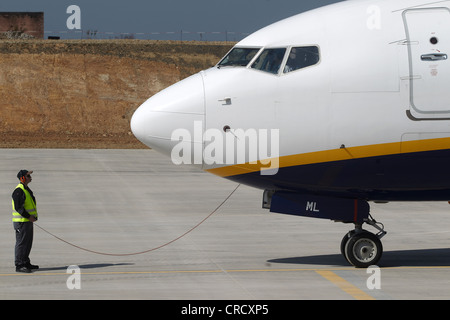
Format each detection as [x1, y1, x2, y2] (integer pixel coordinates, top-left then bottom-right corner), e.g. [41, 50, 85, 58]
[131, 0, 450, 268]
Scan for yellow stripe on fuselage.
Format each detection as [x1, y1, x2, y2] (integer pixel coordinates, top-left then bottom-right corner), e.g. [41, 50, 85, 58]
[206, 137, 450, 178]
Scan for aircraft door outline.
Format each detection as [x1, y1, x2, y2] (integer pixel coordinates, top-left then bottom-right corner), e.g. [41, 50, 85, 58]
[403, 7, 450, 120]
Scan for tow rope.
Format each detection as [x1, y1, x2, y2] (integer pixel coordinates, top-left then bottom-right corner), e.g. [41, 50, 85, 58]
[35, 184, 241, 256]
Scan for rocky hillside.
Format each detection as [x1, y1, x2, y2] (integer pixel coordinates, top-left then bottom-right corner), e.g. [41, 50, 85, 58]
[0, 40, 233, 148]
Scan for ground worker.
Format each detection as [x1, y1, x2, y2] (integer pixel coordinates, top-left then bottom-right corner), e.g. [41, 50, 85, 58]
[12, 170, 39, 273]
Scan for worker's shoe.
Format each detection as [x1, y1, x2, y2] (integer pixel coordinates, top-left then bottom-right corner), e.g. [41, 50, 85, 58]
[16, 266, 32, 273]
[25, 263, 39, 270]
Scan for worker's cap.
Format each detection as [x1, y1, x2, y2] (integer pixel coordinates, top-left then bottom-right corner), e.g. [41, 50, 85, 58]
[17, 170, 33, 180]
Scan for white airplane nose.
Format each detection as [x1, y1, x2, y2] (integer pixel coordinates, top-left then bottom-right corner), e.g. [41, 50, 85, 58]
[131, 73, 205, 161]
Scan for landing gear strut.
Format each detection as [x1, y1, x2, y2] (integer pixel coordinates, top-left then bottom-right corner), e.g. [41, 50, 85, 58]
[264, 191, 387, 268]
[340, 214, 387, 268]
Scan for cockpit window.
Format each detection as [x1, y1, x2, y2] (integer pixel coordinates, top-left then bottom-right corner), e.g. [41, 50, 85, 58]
[284, 46, 320, 73]
[218, 48, 260, 67]
[251, 48, 287, 74]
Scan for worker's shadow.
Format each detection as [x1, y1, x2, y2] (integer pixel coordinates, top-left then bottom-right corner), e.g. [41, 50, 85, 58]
[267, 248, 450, 268]
[38, 263, 133, 272]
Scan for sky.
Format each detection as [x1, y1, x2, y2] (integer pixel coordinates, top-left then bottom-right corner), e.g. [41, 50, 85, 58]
[0, 0, 345, 41]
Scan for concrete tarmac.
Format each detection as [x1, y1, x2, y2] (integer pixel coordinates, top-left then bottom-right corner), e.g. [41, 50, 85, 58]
[1, 149, 450, 300]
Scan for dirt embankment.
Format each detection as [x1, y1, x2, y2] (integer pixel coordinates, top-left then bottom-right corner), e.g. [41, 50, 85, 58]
[0, 40, 233, 148]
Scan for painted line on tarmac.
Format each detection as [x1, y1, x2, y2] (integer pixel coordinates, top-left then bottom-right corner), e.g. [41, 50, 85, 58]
[2, 265, 450, 277]
[315, 270, 375, 300]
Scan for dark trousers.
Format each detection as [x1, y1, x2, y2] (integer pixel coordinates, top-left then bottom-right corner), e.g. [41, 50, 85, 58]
[13, 222, 34, 267]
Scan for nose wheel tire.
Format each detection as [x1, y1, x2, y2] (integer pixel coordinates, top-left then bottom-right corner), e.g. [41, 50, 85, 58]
[343, 231, 383, 268]
[340, 230, 354, 263]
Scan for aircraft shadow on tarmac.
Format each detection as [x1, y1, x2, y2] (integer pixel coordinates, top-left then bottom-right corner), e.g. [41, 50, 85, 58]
[37, 263, 133, 272]
[268, 248, 450, 268]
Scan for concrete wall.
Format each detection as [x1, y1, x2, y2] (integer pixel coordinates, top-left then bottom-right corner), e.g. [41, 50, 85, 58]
[0, 12, 44, 39]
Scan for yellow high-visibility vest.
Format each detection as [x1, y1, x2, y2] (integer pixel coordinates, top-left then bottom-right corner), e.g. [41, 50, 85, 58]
[12, 184, 37, 222]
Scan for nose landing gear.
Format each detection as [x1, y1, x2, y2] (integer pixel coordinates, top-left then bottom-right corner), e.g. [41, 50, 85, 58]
[341, 214, 387, 268]
[265, 191, 387, 268]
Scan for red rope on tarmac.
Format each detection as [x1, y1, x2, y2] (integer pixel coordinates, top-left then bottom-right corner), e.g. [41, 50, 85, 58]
[35, 184, 241, 256]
